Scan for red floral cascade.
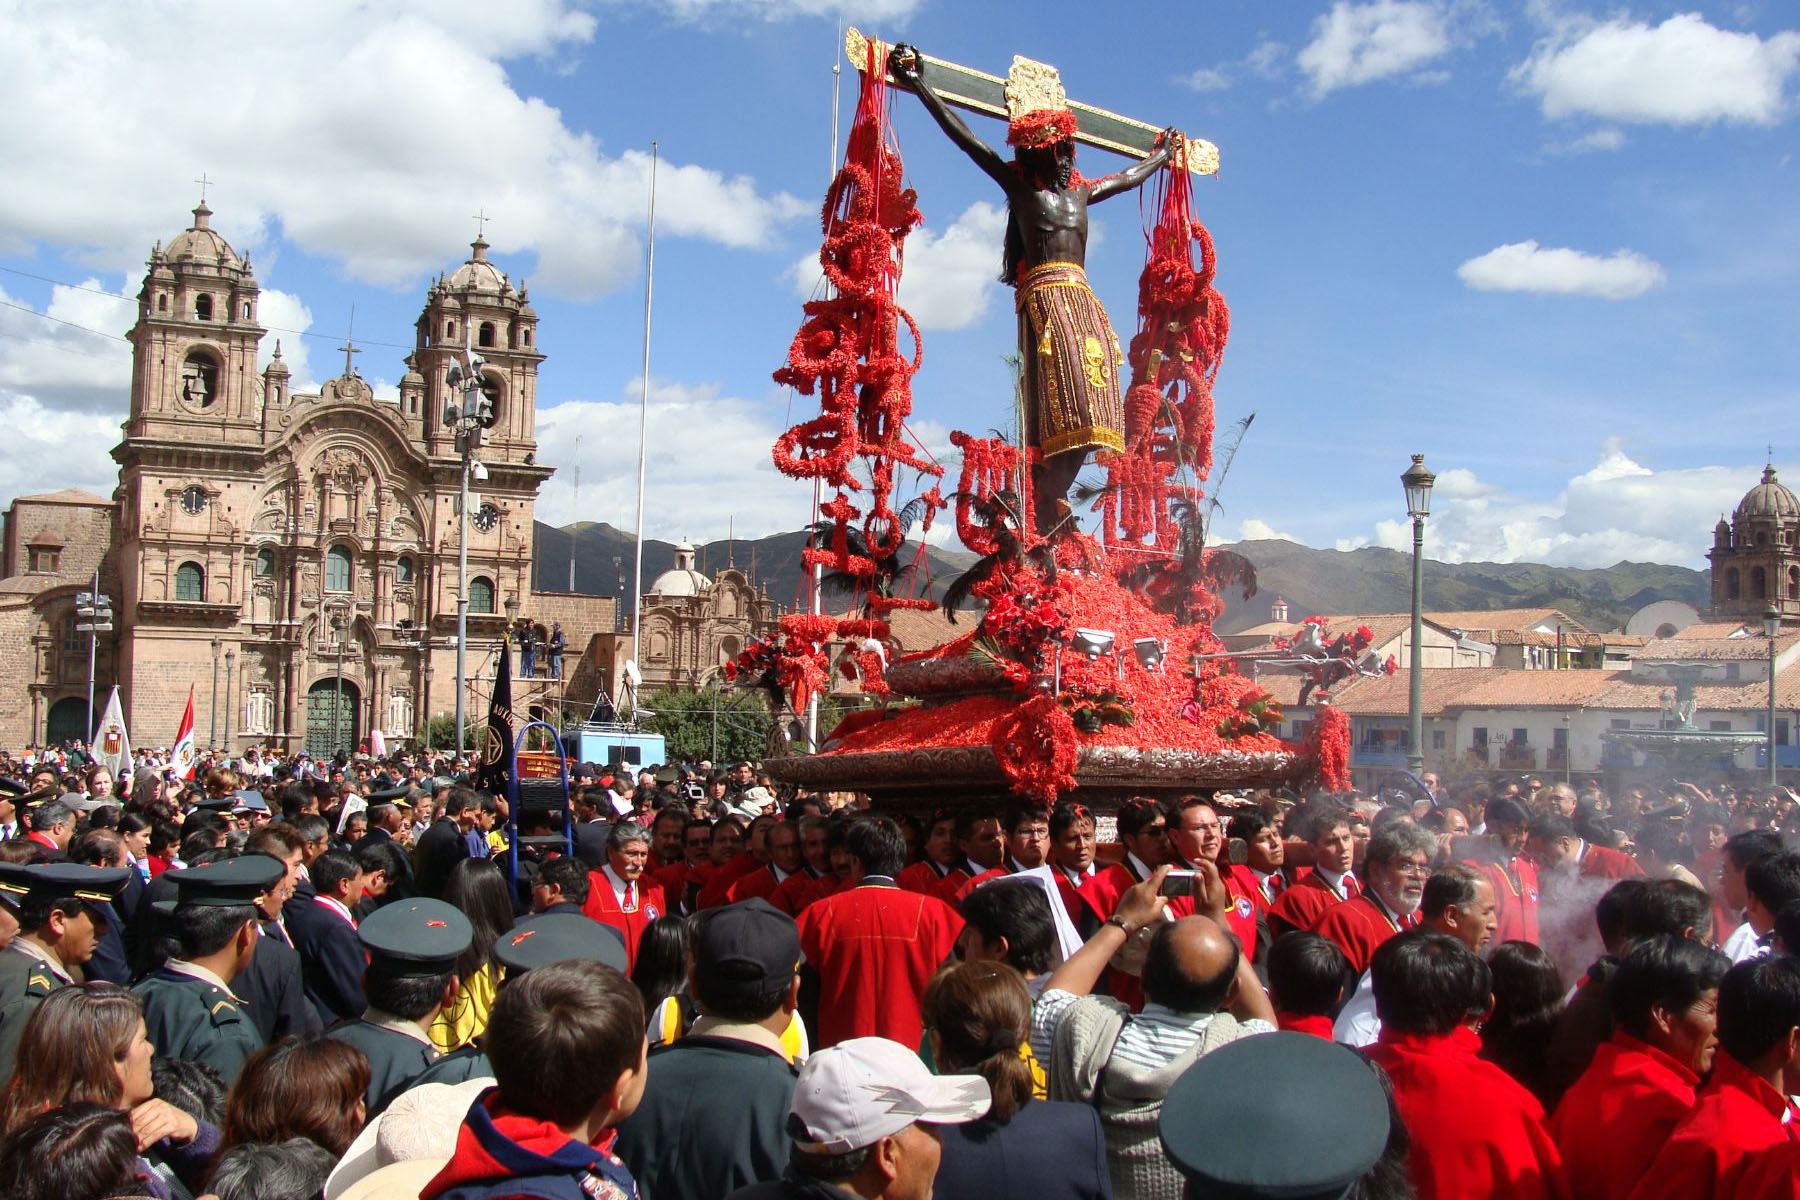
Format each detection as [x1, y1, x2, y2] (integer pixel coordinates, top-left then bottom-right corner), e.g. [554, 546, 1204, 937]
[1313, 703, 1351, 792]
[772, 41, 946, 597]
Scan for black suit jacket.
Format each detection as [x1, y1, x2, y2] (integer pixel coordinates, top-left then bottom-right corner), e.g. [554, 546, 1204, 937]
[238, 923, 324, 1042]
[931, 1098, 1112, 1200]
[352, 827, 416, 899]
[413, 819, 469, 900]
[284, 880, 367, 1026]
[572, 819, 611, 870]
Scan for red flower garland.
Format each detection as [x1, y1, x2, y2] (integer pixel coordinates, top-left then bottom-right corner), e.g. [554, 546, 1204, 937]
[990, 694, 1080, 805]
[1313, 703, 1351, 791]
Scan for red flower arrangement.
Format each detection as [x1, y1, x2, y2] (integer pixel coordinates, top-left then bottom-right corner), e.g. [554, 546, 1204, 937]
[1313, 703, 1351, 791]
[990, 695, 1080, 805]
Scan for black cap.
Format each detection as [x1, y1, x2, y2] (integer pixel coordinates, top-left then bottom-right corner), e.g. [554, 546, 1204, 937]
[160, 855, 286, 910]
[191, 796, 237, 812]
[1159, 1033, 1389, 1200]
[0, 777, 27, 797]
[495, 913, 627, 974]
[694, 898, 801, 996]
[358, 899, 472, 976]
[0, 863, 132, 909]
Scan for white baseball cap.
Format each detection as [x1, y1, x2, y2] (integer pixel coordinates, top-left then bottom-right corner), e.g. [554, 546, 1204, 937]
[789, 1037, 991, 1154]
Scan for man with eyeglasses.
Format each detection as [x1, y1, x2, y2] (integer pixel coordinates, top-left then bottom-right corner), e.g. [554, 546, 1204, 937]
[1314, 823, 1437, 975]
[1166, 796, 1261, 958]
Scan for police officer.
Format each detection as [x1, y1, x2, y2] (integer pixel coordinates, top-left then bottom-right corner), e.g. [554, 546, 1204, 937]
[133, 855, 282, 1085]
[327, 897, 472, 1114]
[0, 861, 132, 1084]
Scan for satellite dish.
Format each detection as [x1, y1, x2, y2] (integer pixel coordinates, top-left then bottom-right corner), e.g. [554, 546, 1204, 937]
[623, 659, 642, 687]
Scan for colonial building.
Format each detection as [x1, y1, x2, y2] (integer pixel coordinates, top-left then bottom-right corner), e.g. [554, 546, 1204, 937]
[1709, 463, 1800, 623]
[0, 203, 614, 752]
[592, 541, 778, 699]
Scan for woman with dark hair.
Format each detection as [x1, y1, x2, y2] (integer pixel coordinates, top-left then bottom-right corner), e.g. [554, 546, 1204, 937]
[144, 821, 181, 878]
[0, 983, 219, 1199]
[923, 960, 1111, 1200]
[1480, 940, 1566, 1109]
[117, 813, 153, 883]
[0, 1102, 144, 1200]
[429, 858, 513, 1052]
[634, 915, 693, 1047]
[222, 1036, 371, 1158]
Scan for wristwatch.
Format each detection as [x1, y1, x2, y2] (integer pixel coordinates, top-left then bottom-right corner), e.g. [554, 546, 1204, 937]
[1105, 914, 1137, 935]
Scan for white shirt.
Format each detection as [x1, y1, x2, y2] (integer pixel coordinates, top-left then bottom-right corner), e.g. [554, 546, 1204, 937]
[1316, 866, 1355, 900]
[1124, 852, 1155, 882]
[1723, 918, 1766, 964]
[1334, 969, 1380, 1047]
[602, 863, 641, 908]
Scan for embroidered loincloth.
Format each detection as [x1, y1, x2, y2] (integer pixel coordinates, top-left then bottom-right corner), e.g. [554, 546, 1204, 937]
[1014, 261, 1126, 459]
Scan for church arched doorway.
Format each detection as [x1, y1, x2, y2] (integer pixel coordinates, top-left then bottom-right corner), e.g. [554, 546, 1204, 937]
[45, 697, 90, 746]
[306, 678, 360, 758]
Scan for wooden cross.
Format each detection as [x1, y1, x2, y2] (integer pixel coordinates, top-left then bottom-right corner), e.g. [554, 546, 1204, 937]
[846, 29, 1219, 176]
[339, 305, 361, 379]
[194, 172, 212, 203]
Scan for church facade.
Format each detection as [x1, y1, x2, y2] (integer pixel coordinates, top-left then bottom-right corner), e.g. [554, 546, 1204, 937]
[1709, 464, 1800, 625]
[0, 203, 613, 752]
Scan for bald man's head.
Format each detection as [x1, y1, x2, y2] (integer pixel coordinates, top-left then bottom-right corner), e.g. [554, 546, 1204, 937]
[1142, 916, 1239, 1015]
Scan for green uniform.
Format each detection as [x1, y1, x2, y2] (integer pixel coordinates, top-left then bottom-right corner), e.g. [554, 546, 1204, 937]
[0, 943, 67, 1086]
[133, 965, 263, 1085]
[329, 1015, 438, 1114]
[409, 1045, 492, 1089]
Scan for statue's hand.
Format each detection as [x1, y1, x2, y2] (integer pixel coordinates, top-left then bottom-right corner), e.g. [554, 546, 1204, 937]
[1158, 126, 1182, 153]
[888, 43, 921, 82]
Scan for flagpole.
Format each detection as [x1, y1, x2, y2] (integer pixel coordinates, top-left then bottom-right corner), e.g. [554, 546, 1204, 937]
[628, 142, 658, 720]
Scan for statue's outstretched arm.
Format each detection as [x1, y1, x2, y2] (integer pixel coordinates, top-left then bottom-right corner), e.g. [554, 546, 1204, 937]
[889, 44, 1014, 191]
[1089, 128, 1178, 203]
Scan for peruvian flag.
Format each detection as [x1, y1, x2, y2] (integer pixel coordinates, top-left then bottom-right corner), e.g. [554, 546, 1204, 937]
[170, 686, 198, 781]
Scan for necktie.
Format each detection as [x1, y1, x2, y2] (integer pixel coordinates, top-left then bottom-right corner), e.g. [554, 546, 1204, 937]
[624, 882, 638, 913]
[1343, 875, 1361, 900]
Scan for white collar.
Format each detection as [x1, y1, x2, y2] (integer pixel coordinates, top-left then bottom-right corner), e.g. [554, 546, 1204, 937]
[1058, 862, 1096, 887]
[1125, 852, 1154, 881]
[165, 958, 241, 1000]
[1317, 866, 1352, 899]
[602, 863, 639, 904]
[314, 894, 356, 926]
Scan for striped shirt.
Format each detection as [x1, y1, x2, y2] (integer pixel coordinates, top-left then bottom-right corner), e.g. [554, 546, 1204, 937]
[1030, 987, 1274, 1070]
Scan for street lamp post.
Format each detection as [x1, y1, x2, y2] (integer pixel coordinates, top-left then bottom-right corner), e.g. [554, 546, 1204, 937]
[224, 649, 235, 754]
[1562, 712, 1572, 784]
[209, 638, 221, 750]
[331, 612, 348, 757]
[1766, 605, 1781, 788]
[1402, 454, 1436, 774]
[446, 345, 494, 757]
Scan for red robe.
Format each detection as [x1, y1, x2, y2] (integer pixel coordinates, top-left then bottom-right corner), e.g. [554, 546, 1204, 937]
[953, 866, 1012, 902]
[1580, 843, 1645, 881]
[1268, 870, 1356, 935]
[1053, 865, 1116, 936]
[1628, 1051, 1800, 1200]
[579, 871, 667, 971]
[1313, 894, 1416, 976]
[896, 860, 970, 903]
[769, 867, 831, 917]
[1467, 855, 1540, 946]
[652, 860, 708, 914]
[696, 851, 763, 910]
[1368, 1026, 1570, 1200]
[1276, 1012, 1335, 1039]
[725, 864, 787, 905]
[1548, 1031, 1700, 1200]
[795, 879, 962, 1049]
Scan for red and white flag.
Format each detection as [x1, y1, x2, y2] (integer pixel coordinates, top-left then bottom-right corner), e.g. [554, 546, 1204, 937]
[170, 686, 198, 781]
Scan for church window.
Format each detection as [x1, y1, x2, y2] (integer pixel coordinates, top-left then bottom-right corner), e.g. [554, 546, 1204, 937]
[325, 545, 352, 593]
[28, 549, 59, 573]
[478, 322, 496, 348]
[521, 328, 532, 347]
[157, 294, 168, 313]
[1759, 532, 1770, 547]
[255, 547, 275, 577]
[469, 576, 495, 614]
[1727, 569, 1741, 600]
[242, 302, 252, 319]
[175, 562, 204, 602]
[62, 618, 84, 656]
[395, 556, 414, 584]
[180, 351, 219, 409]
[1790, 568, 1798, 601]
[446, 320, 457, 340]
[195, 294, 213, 321]
[1754, 567, 1768, 598]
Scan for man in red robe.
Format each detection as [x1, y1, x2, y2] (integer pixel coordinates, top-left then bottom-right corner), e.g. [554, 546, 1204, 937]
[1630, 955, 1800, 1200]
[896, 808, 970, 900]
[580, 820, 666, 970]
[768, 815, 833, 916]
[1550, 935, 1730, 1200]
[1463, 796, 1540, 946]
[1365, 931, 1570, 1200]
[1314, 823, 1433, 975]
[1269, 804, 1360, 936]
[696, 814, 775, 909]
[725, 819, 805, 905]
[953, 807, 1048, 900]
[795, 816, 961, 1049]
[1048, 802, 1112, 936]
[652, 816, 715, 915]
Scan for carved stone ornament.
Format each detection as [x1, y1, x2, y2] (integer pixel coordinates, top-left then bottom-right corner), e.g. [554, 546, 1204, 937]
[1005, 55, 1067, 121]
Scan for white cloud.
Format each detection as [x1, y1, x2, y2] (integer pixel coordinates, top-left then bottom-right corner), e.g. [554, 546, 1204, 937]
[647, 0, 923, 22]
[1368, 440, 1765, 567]
[0, 281, 133, 413]
[1456, 240, 1666, 300]
[1297, 1, 1453, 97]
[0, 4, 802, 300]
[1184, 67, 1233, 93]
[1237, 518, 1300, 543]
[1543, 127, 1626, 156]
[789, 201, 1007, 332]
[0, 393, 122, 502]
[1182, 40, 1288, 93]
[256, 290, 317, 391]
[1512, 13, 1800, 127]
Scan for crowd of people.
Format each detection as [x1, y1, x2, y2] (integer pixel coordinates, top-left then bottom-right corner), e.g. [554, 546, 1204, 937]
[0, 738, 1798, 1200]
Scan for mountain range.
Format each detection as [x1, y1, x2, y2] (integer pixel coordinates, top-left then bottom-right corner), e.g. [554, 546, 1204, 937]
[530, 524, 1710, 634]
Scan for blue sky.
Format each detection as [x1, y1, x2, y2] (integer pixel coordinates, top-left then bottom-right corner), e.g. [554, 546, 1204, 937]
[1, 1, 1796, 573]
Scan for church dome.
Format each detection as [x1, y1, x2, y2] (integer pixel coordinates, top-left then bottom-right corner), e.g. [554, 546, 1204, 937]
[164, 203, 240, 268]
[448, 237, 507, 294]
[648, 539, 712, 597]
[1735, 465, 1799, 522]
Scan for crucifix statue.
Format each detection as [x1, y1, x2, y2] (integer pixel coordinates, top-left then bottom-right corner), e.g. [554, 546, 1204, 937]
[871, 37, 1214, 534]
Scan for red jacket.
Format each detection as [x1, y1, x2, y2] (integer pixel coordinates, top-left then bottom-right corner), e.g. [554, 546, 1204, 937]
[1468, 856, 1540, 946]
[769, 867, 833, 916]
[1548, 1031, 1699, 1200]
[1368, 1026, 1570, 1200]
[1313, 893, 1417, 976]
[795, 879, 961, 1049]
[1276, 1012, 1335, 1039]
[1269, 870, 1355, 935]
[696, 852, 764, 910]
[724, 864, 787, 906]
[579, 870, 666, 971]
[1580, 843, 1645, 881]
[1628, 1051, 1800, 1200]
[896, 859, 970, 903]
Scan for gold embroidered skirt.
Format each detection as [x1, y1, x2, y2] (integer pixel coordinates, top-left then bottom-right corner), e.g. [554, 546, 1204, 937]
[1015, 261, 1126, 459]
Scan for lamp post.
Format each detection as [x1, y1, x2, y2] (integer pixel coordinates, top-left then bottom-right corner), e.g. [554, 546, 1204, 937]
[224, 649, 235, 755]
[1402, 454, 1435, 774]
[1562, 712, 1572, 785]
[209, 637, 221, 750]
[1766, 605, 1781, 788]
[331, 612, 348, 757]
[446, 344, 493, 756]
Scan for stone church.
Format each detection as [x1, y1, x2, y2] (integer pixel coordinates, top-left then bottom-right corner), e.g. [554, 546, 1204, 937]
[1709, 464, 1800, 624]
[0, 202, 613, 752]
